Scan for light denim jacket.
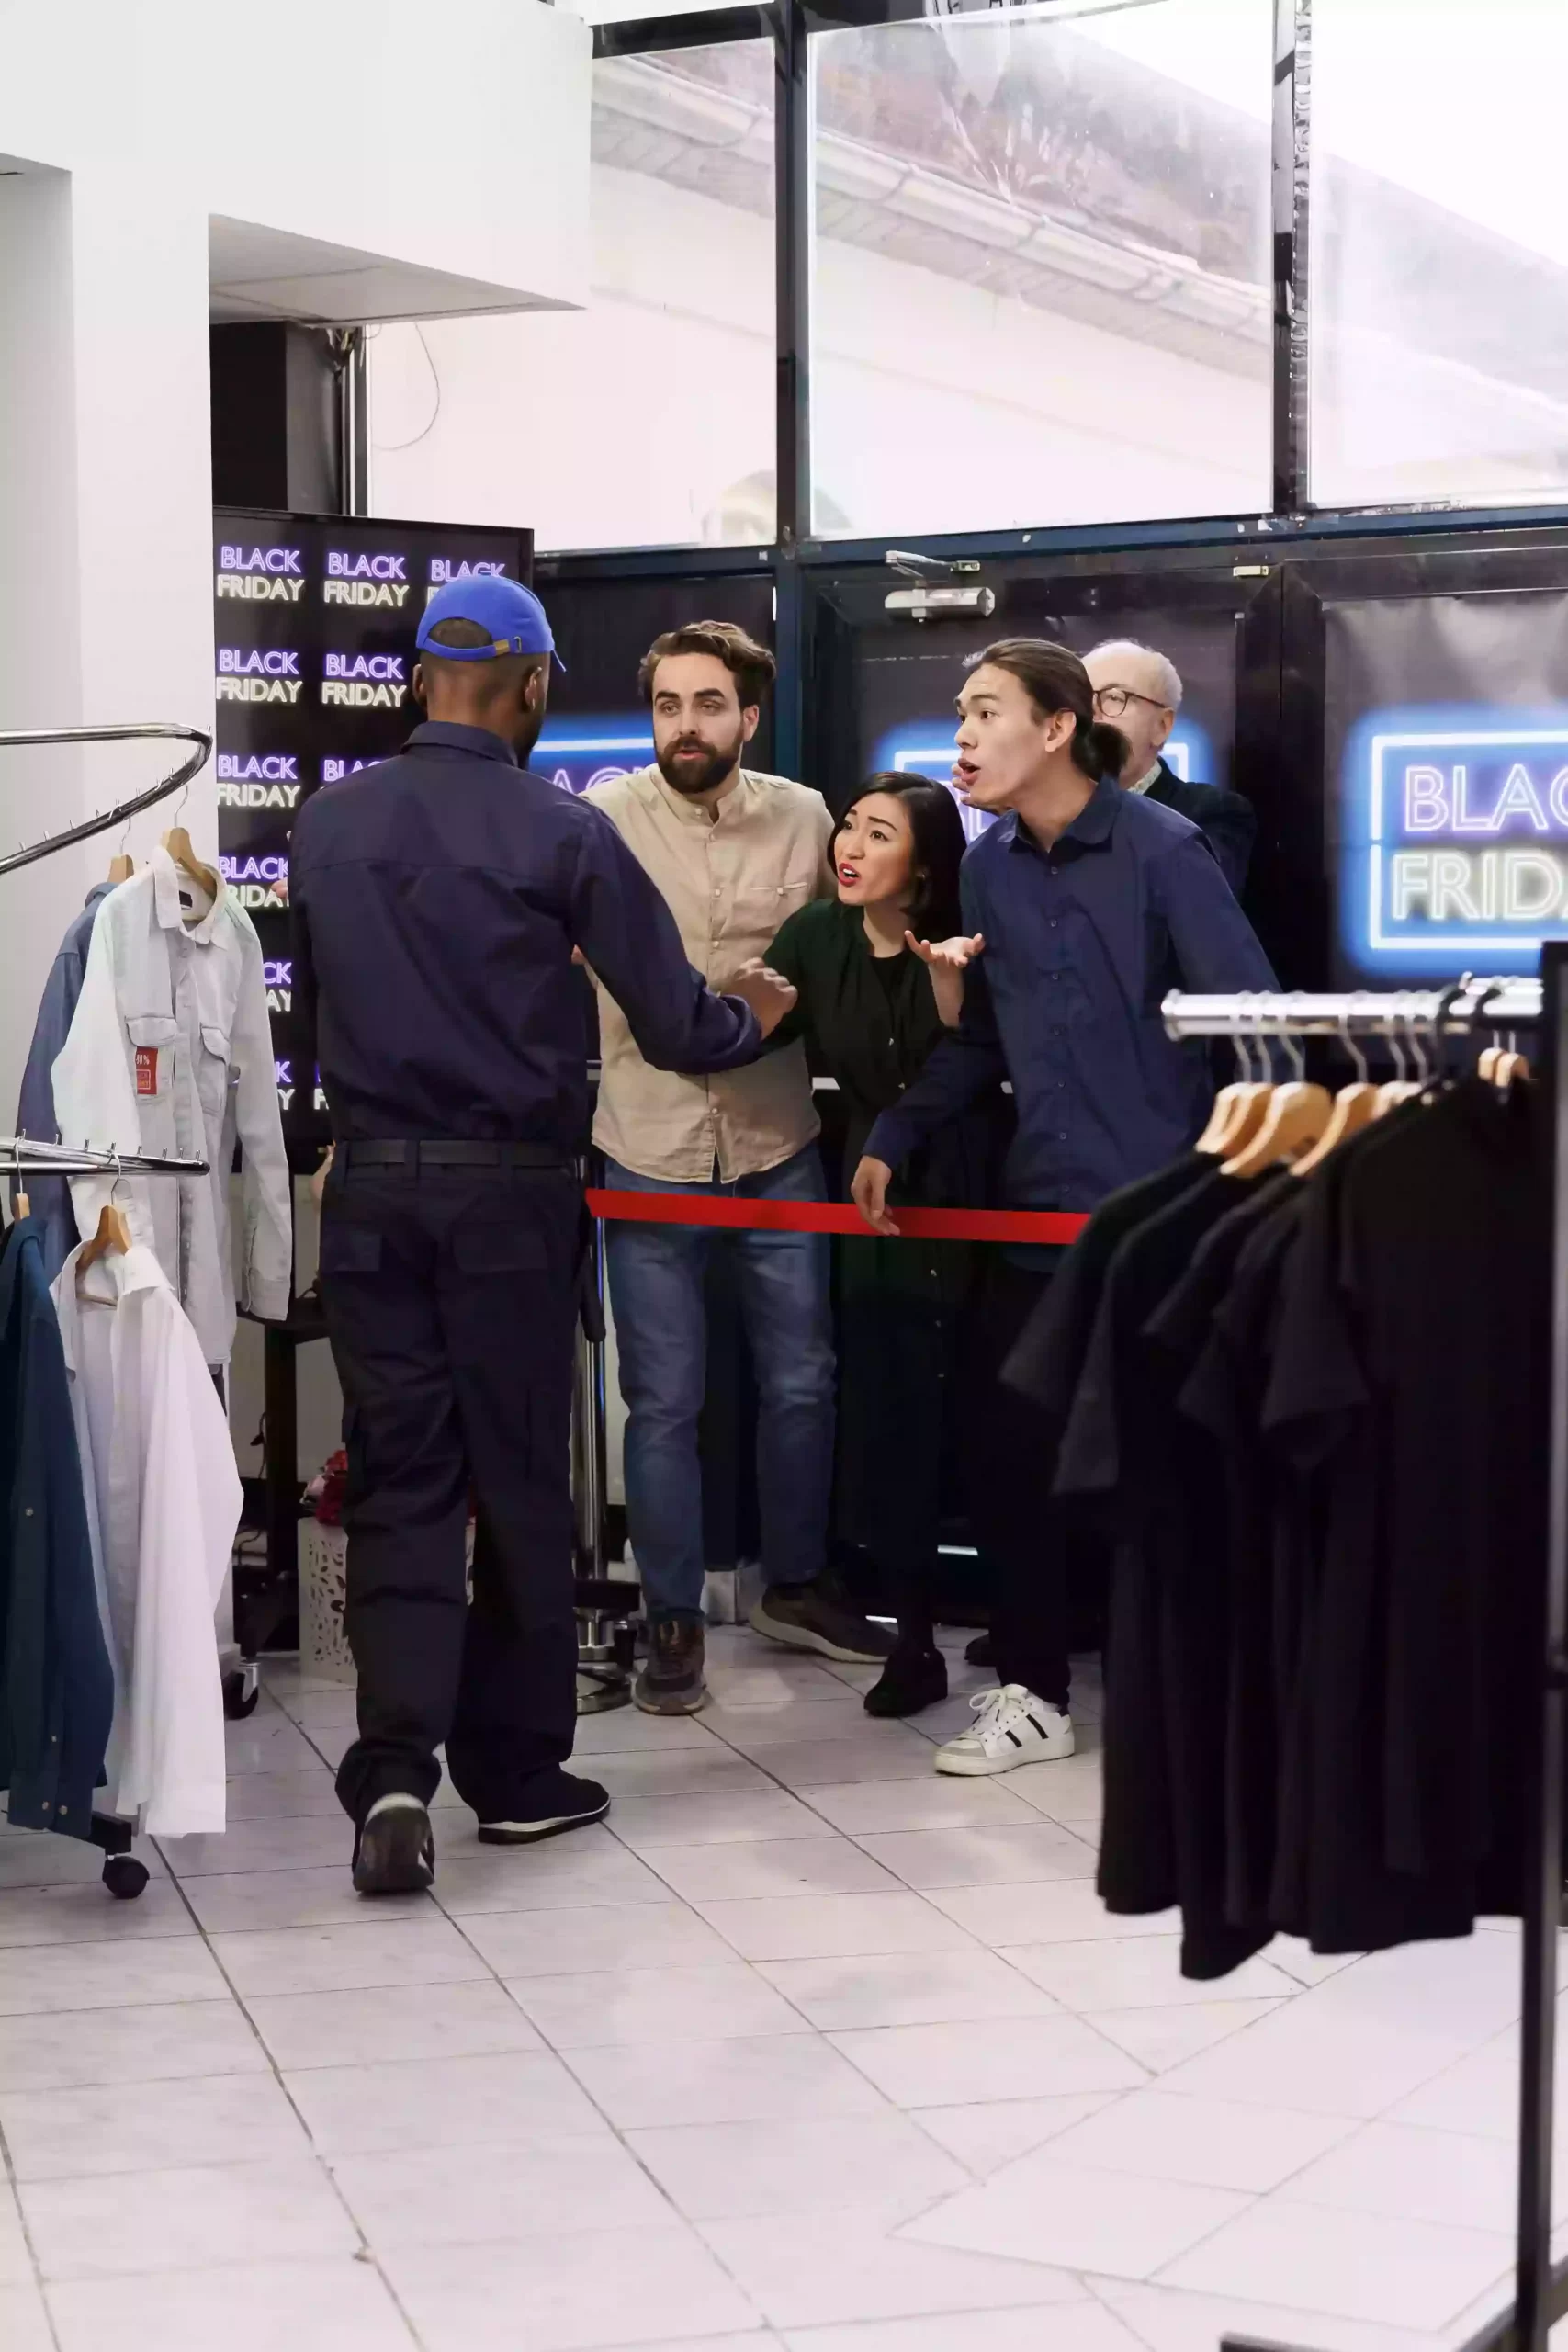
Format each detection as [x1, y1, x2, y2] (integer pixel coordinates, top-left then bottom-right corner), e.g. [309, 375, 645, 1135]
[51, 847, 291, 1366]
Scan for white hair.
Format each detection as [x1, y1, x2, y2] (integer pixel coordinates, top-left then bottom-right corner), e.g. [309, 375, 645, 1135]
[1086, 639, 1183, 712]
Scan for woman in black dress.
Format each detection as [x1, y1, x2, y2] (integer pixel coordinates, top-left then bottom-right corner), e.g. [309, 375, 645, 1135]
[765, 775, 993, 1719]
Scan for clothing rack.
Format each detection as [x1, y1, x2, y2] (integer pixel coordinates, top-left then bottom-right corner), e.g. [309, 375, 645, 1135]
[4, 1139, 217, 1899]
[0, 722, 211, 877]
[1161, 959, 1566, 2352]
[4, 1140, 210, 1179]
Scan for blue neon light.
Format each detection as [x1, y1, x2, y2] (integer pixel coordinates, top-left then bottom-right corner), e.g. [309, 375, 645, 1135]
[1339, 703, 1568, 978]
[533, 719, 652, 797]
[870, 718, 1211, 843]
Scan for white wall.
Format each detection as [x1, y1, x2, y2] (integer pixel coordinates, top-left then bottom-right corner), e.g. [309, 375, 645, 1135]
[0, 164, 214, 1127]
[0, 0, 591, 1130]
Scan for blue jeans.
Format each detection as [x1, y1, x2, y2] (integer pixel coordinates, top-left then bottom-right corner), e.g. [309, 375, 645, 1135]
[604, 1145, 836, 1622]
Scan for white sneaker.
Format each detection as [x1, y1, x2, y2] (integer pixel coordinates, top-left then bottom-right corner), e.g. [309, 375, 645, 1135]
[933, 1685, 1075, 1777]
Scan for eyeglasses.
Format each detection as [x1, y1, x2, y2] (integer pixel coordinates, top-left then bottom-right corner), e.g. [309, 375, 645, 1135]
[1093, 684, 1172, 718]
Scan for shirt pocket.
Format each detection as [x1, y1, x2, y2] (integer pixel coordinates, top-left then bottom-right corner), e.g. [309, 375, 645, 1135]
[125, 1014, 178, 1104]
[737, 869, 817, 945]
[197, 1022, 234, 1120]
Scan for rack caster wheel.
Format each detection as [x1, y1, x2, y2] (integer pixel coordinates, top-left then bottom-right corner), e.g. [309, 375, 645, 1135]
[102, 1855, 149, 1900]
[223, 1666, 261, 1720]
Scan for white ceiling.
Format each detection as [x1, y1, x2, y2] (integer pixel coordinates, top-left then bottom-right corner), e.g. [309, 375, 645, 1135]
[209, 219, 567, 327]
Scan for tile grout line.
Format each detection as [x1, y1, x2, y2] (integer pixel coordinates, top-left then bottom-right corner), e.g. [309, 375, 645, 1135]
[148, 1748, 433, 2352]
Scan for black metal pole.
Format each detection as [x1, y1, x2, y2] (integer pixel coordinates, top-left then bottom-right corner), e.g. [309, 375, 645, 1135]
[1270, 0, 1309, 516]
[1512, 941, 1568, 2352]
[773, 0, 810, 779]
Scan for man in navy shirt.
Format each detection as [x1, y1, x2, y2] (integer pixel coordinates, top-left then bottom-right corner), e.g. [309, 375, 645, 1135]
[854, 639, 1276, 1780]
[291, 577, 795, 1894]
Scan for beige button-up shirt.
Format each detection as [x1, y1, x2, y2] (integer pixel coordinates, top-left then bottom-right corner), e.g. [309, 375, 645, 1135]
[585, 763, 835, 1182]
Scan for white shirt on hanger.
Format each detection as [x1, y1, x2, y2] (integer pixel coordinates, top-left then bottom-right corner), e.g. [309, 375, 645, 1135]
[50, 845, 291, 1365]
[52, 1239, 241, 1838]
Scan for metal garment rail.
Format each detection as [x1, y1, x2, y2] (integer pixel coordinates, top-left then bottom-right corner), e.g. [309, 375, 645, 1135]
[1161, 967, 1565, 2352]
[0, 722, 211, 877]
[4, 1140, 211, 1179]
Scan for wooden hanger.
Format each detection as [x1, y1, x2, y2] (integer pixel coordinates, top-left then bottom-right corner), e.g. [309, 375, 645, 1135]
[1223, 1079, 1333, 1175]
[107, 853, 133, 885]
[76, 1197, 132, 1272]
[1197, 1025, 1268, 1155]
[1221, 1012, 1331, 1177]
[1292, 1014, 1379, 1178]
[159, 783, 219, 901]
[10, 1142, 28, 1222]
[161, 825, 219, 899]
[1493, 1033, 1531, 1090]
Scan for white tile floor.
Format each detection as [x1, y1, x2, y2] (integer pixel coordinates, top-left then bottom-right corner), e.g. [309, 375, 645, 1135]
[0, 1623, 1553, 2351]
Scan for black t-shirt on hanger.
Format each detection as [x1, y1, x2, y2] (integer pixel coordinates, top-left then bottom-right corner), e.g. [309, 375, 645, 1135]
[1055, 1165, 1272, 1978]
[1265, 1081, 1544, 1951]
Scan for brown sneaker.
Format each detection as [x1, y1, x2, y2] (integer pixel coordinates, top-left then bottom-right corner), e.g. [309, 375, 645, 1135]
[749, 1574, 895, 1665]
[635, 1617, 708, 1714]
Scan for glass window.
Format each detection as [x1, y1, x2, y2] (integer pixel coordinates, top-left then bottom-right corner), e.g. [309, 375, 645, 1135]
[368, 42, 774, 553]
[808, 0, 1273, 541]
[1308, 0, 1568, 510]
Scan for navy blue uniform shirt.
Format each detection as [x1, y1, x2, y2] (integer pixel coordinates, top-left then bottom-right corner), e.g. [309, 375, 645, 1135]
[290, 722, 762, 1145]
[865, 775, 1278, 1213]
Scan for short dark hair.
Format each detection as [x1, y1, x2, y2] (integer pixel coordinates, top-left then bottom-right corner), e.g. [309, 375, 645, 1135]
[638, 621, 776, 712]
[967, 638, 1128, 782]
[834, 772, 967, 939]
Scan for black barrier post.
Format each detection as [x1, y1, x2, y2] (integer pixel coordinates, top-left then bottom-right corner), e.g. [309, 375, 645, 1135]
[773, 0, 811, 780]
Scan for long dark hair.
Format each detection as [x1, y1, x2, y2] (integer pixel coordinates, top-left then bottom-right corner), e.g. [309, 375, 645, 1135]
[833, 773, 966, 941]
[968, 638, 1129, 781]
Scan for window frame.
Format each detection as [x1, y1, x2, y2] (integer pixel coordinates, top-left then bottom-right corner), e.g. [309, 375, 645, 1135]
[559, 0, 1568, 775]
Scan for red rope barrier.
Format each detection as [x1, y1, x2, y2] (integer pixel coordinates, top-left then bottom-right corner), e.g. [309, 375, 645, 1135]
[586, 1189, 1089, 1245]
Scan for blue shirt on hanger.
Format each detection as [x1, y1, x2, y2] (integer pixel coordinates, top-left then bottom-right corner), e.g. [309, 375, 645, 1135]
[12, 882, 117, 1283]
[0, 1216, 114, 1838]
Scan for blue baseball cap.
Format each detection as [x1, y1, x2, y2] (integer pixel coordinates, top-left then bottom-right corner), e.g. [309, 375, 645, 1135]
[416, 575, 562, 667]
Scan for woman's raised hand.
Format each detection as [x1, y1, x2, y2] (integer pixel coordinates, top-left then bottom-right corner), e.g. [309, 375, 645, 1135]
[905, 931, 985, 971]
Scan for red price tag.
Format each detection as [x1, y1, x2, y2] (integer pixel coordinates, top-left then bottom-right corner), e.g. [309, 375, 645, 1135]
[134, 1046, 158, 1097]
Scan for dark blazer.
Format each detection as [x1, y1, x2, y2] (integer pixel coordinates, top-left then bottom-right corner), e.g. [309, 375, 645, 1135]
[1143, 758, 1256, 897]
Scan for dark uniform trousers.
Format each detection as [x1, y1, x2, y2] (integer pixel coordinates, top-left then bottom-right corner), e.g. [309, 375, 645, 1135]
[318, 1150, 581, 1825]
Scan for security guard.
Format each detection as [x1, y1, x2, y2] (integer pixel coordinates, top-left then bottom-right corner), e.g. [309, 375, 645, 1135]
[290, 577, 794, 1894]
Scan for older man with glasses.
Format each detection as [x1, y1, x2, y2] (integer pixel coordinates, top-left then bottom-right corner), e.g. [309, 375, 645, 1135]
[1083, 639, 1256, 895]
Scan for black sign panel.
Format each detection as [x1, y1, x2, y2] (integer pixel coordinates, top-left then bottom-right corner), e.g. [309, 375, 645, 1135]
[212, 509, 530, 1137]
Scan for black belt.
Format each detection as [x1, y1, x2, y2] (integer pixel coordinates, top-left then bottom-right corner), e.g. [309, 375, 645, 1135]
[340, 1140, 570, 1171]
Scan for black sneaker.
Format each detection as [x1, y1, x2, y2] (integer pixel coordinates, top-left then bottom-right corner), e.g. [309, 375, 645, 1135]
[353, 1794, 434, 1896]
[864, 1643, 948, 1718]
[478, 1769, 611, 1846]
[636, 1618, 707, 1715]
[750, 1574, 895, 1665]
[964, 1630, 995, 1669]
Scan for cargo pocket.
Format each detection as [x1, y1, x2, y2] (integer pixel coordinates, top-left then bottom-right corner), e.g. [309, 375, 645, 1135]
[126, 1013, 178, 1103]
[318, 1219, 382, 1275]
[198, 1023, 233, 1121]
